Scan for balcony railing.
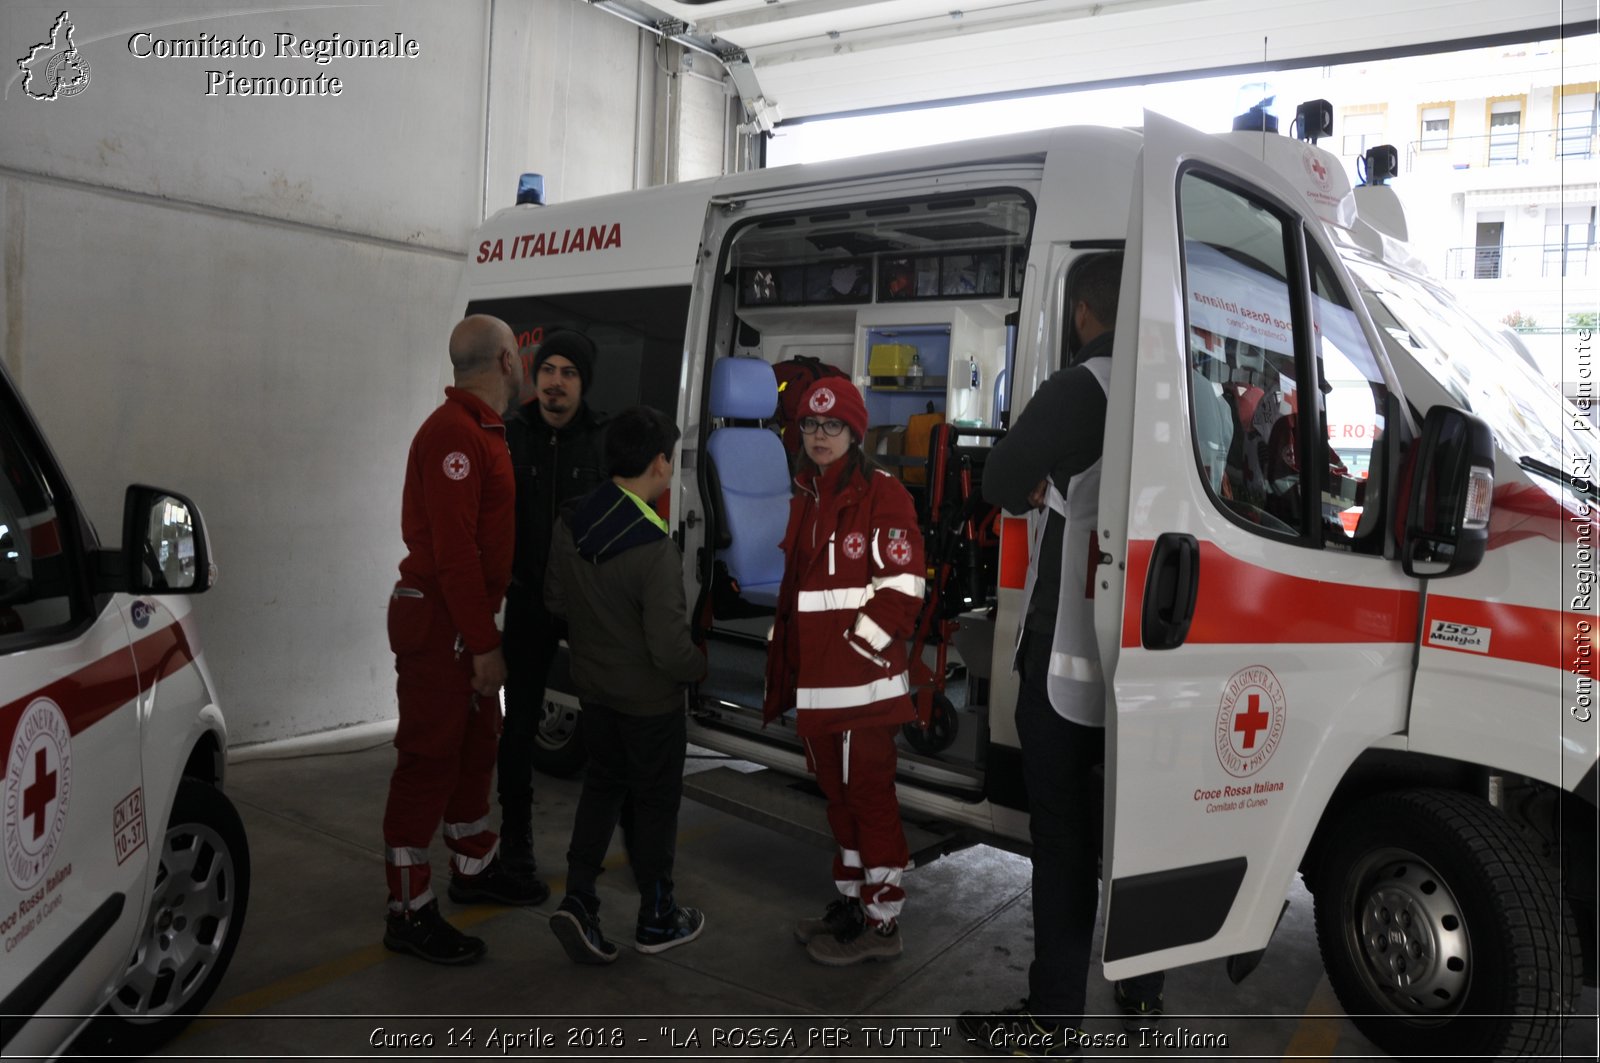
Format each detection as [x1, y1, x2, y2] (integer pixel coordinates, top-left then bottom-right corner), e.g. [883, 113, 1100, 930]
[1401, 125, 1597, 172]
[1444, 243, 1595, 280]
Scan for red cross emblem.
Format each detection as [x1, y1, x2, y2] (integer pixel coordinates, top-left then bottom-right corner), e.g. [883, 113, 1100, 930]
[842, 532, 866, 560]
[23, 749, 56, 841]
[809, 388, 836, 414]
[1310, 158, 1326, 181]
[886, 539, 913, 567]
[442, 451, 471, 480]
[1214, 666, 1285, 777]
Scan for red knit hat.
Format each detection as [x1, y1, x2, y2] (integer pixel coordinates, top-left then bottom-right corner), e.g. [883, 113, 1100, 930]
[798, 377, 868, 442]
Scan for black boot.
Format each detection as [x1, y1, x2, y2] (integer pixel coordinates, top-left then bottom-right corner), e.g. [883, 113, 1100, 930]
[499, 814, 537, 875]
[448, 856, 550, 906]
[383, 900, 486, 965]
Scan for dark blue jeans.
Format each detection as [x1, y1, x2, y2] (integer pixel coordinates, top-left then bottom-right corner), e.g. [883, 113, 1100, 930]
[564, 701, 686, 921]
[1016, 631, 1162, 1027]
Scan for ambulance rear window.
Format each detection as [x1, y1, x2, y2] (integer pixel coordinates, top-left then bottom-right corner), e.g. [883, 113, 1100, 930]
[0, 418, 77, 647]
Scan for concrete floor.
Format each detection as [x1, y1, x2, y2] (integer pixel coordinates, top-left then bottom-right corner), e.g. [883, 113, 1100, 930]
[137, 741, 1597, 1062]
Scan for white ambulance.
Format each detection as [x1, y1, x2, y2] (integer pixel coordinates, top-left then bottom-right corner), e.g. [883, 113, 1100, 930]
[458, 108, 1594, 1058]
[0, 364, 249, 1058]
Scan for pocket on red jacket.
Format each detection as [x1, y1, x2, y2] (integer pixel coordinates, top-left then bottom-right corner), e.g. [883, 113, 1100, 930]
[387, 587, 435, 656]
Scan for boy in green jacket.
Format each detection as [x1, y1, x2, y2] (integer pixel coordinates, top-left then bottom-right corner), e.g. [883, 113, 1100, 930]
[544, 405, 707, 963]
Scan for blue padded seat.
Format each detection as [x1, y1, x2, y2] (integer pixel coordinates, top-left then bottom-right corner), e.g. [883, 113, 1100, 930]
[705, 358, 788, 607]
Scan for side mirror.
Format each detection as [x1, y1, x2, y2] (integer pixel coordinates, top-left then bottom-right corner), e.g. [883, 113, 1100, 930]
[96, 485, 215, 594]
[1400, 406, 1495, 578]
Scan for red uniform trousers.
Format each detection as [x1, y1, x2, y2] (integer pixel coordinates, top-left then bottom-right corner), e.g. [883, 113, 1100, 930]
[381, 587, 501, 912]
[805, 724, 909, 926]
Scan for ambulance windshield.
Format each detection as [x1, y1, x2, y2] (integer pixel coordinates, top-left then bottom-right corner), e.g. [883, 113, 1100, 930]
[1349, 261, 1595, 476]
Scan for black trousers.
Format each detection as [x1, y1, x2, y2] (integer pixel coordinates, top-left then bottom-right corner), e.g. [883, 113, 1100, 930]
[497, 587, 561, 821]
[1016, 631, 1163, 1027]
[565, 701, 687, 919]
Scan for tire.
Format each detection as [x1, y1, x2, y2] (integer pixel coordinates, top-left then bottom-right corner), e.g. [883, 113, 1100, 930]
[902, 694, 960, 755]
[1310, 788, 1578, 1059]
[529, 692, 587, 777]
[79, 778, 251, 1056]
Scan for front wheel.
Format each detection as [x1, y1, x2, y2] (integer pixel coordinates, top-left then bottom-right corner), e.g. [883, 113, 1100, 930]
[80, 778, 251, 1055]
[1309, 788, 1577, 1059]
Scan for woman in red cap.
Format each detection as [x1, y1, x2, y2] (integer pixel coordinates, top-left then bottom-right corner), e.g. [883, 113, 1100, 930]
[763, 376, 926, 966]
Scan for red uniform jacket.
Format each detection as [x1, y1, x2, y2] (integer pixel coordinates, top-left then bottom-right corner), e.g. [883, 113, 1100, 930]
[763, 461, 926, 736]
[397, 387, 515, 655]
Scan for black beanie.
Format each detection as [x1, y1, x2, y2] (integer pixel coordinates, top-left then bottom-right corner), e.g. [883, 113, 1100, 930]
[533, 329, 596, 394]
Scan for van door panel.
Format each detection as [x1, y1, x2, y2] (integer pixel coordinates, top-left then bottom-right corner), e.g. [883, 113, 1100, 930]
[1098, 112, 1421, 977]
[1, 607, 147, 1057]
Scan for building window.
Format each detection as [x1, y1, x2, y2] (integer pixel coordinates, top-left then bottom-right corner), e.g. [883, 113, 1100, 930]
[1419, 105, 1451, 150]
[1543, 206, 1595, 277]
[1558, 90, 1597, 161]
[1488, 99, 1522, 166]
[1341, 111, 1385, 158]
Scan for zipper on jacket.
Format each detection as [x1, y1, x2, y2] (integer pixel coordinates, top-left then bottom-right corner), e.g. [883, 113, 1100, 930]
[550, 429, 560, 524]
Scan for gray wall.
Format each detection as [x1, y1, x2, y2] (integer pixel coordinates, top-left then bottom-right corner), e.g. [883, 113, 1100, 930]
[0, 0, 727, 744]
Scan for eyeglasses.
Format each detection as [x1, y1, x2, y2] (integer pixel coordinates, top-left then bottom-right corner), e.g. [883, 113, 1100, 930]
[799, 417, 847, 437]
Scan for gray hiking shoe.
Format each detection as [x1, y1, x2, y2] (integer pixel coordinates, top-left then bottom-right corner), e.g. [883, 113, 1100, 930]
[794, 897, 864, 945]
[806, 920, 902, 965]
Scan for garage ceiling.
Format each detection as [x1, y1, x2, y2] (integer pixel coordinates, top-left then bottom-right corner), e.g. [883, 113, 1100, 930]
[591, 0, 1594, 124]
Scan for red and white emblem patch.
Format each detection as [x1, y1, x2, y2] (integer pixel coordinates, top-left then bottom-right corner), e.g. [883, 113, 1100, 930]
[4, 697, 73, 891]
[808, 388, 837, 414]
[842, 532, 867, 560]
[1215, 666, 1286, 778]
[886, 538, 913, 567]
[442, 451, 471, 480]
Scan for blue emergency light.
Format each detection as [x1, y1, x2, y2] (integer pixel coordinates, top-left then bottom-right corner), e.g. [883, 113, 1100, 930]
[516, 173, 545, 206]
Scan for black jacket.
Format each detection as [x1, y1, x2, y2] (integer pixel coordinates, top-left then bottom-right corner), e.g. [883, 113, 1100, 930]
[544, 483, 705, 715]
[506, 402, 607, 592]
[983, 330, 1112, 632]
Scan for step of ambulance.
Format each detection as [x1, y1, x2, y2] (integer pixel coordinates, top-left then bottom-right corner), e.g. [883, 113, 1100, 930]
[682, 765, 968, 868]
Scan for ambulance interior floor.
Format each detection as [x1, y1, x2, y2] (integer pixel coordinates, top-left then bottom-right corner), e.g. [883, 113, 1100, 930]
[136, 743, 1598, 1062]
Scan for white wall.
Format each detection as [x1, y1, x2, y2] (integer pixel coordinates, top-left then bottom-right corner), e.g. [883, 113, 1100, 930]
[0, 0, 726, 745]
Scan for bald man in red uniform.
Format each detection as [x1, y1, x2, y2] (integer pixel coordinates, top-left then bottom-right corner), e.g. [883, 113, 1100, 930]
[381, 314, 547, 966]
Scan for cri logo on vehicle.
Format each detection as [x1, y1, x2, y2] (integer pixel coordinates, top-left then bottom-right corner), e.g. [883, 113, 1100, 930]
[1215, 666, 1286, 778]
[130, 600, 156, 629]
[4, 697, 73, 891]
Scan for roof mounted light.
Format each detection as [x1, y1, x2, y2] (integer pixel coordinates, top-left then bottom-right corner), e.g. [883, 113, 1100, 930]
[1294, 99, 1333, 143]
[516, 172, 545, 206]
[1358, 145, 1399, 186]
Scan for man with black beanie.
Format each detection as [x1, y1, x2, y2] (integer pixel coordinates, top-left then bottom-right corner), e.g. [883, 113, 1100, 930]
[499, 328, 608, 890]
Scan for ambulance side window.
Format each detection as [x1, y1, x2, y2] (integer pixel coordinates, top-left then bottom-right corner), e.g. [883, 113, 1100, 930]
[0, 417, 77, 649]
[1308, 240, 1388, 553]
[1178, 173, 1306, 538]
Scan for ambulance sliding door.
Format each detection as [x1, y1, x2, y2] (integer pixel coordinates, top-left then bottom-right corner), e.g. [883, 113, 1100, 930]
[1096, 112, 1416, 977]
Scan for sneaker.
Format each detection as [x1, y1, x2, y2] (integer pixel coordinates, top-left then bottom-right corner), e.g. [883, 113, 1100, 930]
[448, 856, 550, 906]
[956, 1000, 1078, 1059]
[383, 900, 486, 966]
[549, 895, 619, 965]
[793, 897, 864, 945]
[635, 906, 706, 954]
[1113, 978, 1164, 1033]
[805, 920, 902, 966]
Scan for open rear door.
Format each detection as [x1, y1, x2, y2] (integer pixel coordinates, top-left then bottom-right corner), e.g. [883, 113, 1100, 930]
[1097, 112, 1421, 978]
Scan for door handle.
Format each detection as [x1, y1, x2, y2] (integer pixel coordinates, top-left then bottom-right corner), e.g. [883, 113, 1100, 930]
[1140, 533, 1200, 650]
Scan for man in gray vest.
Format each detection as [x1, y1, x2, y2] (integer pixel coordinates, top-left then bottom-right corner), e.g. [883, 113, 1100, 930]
[961, 252, 1165, 1055]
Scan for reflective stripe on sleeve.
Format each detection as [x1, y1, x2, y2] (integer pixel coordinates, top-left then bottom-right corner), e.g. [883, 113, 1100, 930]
[796, 673, 909, 709]
[871, 572, 925, 598]
[853, 613, 894, 651]
[797, 586, 872, 612]
[841, 847, 863, 869]
[1049, 651, 1103, 683]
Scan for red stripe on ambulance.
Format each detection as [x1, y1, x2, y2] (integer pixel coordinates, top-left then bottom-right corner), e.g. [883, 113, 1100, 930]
[0, 619, 198, 748]
[1121, 540, 1419, 649]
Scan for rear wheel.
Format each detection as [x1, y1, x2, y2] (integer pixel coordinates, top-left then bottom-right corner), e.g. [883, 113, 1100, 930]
[81, 778, 251, 1055]
[1310, 788, 1577, 1058]
[901, 694, 959, 755]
